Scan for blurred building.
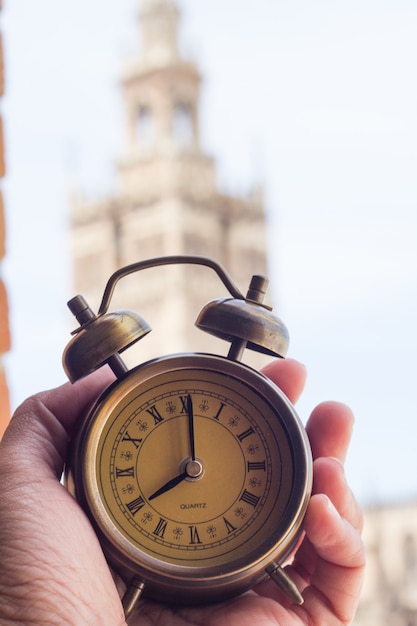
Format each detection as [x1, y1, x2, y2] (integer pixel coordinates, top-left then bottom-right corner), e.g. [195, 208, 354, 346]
[70, 0, 269, 366]
[0, 0, 11, 437]
[354, 501, 417, 625]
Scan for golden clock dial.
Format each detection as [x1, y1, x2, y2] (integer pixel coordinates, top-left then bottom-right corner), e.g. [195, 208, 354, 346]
[67, 354, 311, 602]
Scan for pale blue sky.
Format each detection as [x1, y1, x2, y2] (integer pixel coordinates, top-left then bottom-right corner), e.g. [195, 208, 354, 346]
[2, 0, 417, 505]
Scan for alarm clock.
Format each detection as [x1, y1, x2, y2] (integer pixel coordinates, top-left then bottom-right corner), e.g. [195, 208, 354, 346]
[62, 255, 312, 618]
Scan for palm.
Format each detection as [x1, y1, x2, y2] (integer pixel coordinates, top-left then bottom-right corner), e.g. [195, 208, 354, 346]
[57, 467, 357, 626]
[0, 361, 364, 625]
[127, 595, 303, 625]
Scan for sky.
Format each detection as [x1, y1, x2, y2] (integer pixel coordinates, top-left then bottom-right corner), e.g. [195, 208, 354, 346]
[2, 0, 417, 506]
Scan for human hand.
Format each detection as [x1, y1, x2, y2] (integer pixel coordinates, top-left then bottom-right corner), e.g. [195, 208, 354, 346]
[0, 359, 364, 625]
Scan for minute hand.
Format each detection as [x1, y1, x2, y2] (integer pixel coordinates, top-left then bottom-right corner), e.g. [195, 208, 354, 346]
[187, 393, 196, 461]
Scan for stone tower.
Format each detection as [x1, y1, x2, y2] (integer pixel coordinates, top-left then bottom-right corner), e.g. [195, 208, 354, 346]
[70, 0, 269, 365]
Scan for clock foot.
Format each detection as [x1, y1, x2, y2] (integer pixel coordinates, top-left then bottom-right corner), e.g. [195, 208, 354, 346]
[267, 563, 304, 605]
[122, 577, 145, 618]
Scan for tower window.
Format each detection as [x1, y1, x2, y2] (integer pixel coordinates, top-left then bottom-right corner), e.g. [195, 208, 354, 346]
[136, 105, 155, 145]
[172, 102, 193, 146]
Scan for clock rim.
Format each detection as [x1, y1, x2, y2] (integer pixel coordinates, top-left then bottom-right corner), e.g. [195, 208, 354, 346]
[65, 352, 312, 603]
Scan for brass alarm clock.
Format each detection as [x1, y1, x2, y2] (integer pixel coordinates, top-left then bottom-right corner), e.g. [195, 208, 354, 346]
[62, 256, 312, 618]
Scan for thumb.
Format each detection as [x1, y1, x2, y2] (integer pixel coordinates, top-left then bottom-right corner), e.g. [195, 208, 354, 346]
[0, 367, 114, 480]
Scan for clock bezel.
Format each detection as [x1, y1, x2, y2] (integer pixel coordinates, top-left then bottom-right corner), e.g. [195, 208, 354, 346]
[65, 353, 312, 604]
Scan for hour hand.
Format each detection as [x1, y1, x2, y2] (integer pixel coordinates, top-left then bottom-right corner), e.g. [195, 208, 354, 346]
[148, 471, 187, 501]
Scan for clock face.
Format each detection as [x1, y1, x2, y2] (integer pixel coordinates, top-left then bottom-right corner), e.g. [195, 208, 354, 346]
[72, 354, 311, 593]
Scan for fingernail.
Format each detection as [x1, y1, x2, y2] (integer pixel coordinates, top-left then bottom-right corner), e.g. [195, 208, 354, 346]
[329, 456, 347, 482]
[322, 494, 341, 518]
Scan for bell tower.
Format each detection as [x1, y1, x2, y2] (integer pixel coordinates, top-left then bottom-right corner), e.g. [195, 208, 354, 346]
[122, 0, 201, 159]
[70, 0, 269, 363]
[140, 0, 180, 63]
[117, 0, 216, 220]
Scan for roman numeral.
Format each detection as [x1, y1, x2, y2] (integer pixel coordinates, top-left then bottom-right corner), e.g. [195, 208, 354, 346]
[122, 431, 143, 449]
[213, 402, 226, 420]
[237, 426, 255, 441]
[146, 404, 164, 424]
[115, 466, 135, 478]
[179, 395, 189, 413]
[240, 489, 260, 508]
[126, 495, 145, 516]
[153, 517, 168, 538]
[247, 461, 266, 472]
[189, 525, 202, 544]
[223, 517, 237, 534]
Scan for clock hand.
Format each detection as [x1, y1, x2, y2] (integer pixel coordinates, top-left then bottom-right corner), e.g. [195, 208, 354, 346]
[148, 471, 188, 501]
[187, 393, 196, 461]
[148, 395, 197, 503]
[148, 457, 204, 502]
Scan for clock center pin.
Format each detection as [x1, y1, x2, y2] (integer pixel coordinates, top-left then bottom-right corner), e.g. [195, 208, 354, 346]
[183, 457, 204, 481]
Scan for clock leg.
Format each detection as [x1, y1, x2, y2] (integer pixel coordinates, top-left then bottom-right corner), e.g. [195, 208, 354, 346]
[122, 577, 145, 618]
[267, 562, 304, 605]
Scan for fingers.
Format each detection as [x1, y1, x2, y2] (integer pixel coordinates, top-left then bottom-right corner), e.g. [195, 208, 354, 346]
[42, 367, 115, 432]
[305, 493, 363, 567]
[300, 493, 365, 624]
[11, 366, 114, 434]
[289, 441, 364, 623]
[262, 367, 354, 465]
[260, 366, 364, 623]
[261, 358, 307, 404]
[306, 401, 354, 463]
[313, 457, 363, 533]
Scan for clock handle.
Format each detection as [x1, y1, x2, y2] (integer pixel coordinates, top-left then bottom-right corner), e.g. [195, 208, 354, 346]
[62, 255, 290, 380]
[97, 255, 245, 315]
